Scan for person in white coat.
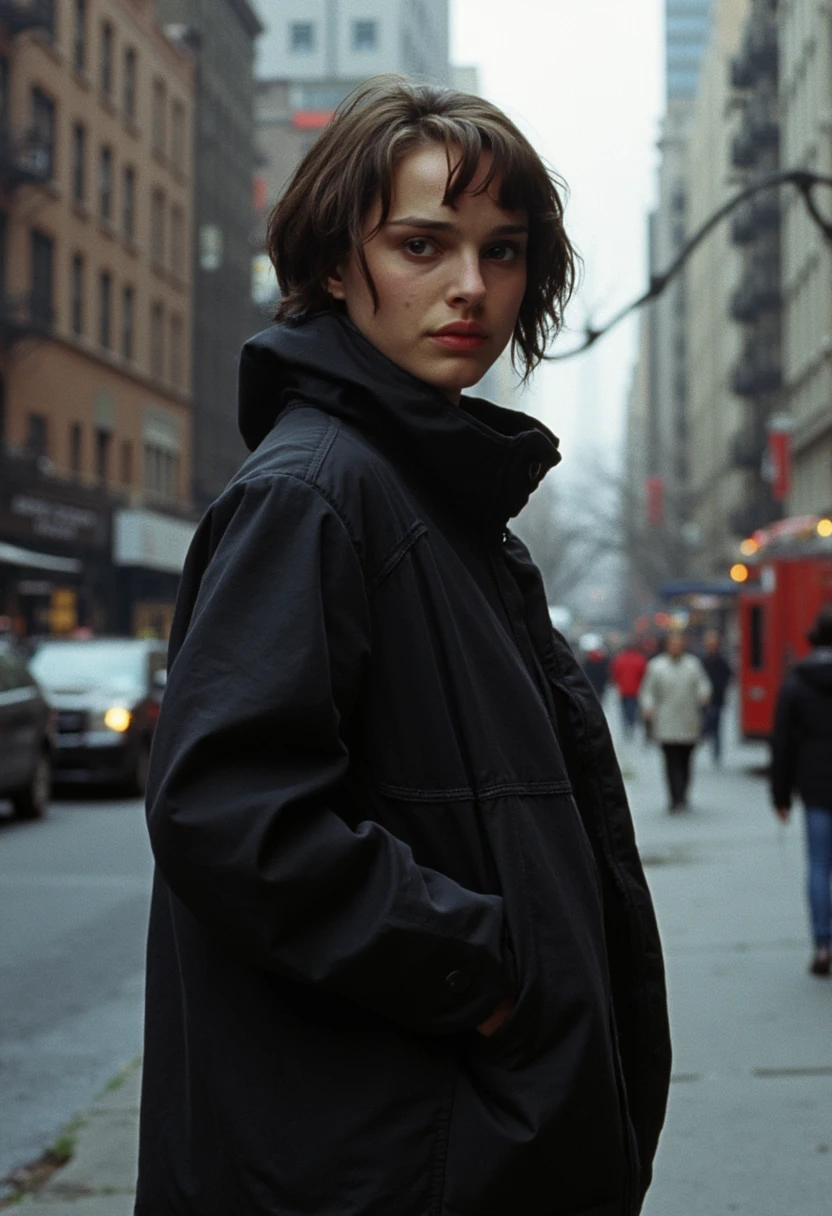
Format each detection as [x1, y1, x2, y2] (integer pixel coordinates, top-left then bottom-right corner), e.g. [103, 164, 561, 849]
[640, 632, 712, 811]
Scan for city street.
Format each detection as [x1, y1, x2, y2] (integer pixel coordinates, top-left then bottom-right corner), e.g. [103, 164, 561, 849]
[1, 707, 830, 1213]
[0, 793, 152, 1184]
[617, 703, 832, 1216]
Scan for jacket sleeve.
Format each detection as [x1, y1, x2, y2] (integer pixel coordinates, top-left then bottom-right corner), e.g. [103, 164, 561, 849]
[770, 676, 798, 809]
[146, 474, 508, 1035]
[695, 657, 712, 705]
[638, 660, 656, 714]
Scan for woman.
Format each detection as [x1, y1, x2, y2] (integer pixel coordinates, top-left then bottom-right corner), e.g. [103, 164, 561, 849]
[771, 606, 832, 976]
[639, 631, 711, 812]
[138, 78, 670, 1216]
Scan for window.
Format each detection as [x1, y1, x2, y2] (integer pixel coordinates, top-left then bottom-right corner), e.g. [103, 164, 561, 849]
[30, 230, 53, 327]
[70, 253, 83, 336]
[352, 20, 378, 51]
[122, 165, 135, 241]
[98, 270, 112, 348]
[290, 21, 315, 52]
[73, 0, 86, 73]
[100, 21, 113, 99]
[95, 426, 111, 484]
[69, 422, 82, 475]
[171, 100, 186, 168]
[120, 439, 132, 485]
[152, 77, 166, 156]
[150, 300, 164, 378]
[170, 204, 184, 279]
[27, 413, 48, 460]
[123, 47, 136, 120]
[99, 145, 113, 222]
[31, 88, 55, 180]
[170, 313, 183, 388]
[121, 284, 134, 360]
[71, 122, 85, 202]
[150, 188, 165, 266]
[143, 442, 180, 500]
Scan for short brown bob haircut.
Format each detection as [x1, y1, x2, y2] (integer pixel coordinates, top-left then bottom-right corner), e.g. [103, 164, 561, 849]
[267, 76, 577, 381]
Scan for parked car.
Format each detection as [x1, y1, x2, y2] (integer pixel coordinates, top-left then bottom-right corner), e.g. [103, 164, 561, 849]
[29, 637, 167, 793]
[0, 643, 54, 819]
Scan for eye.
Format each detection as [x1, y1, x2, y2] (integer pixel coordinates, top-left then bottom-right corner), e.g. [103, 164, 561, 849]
[404, 237, 439, 257]
[484, 241, 523, 262]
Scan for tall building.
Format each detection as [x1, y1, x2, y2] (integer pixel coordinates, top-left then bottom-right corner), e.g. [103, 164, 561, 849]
[779, 0, 832, 515]
[0, 0, 197, 638]
[254, 1, 450, 87]
[684, 0, 751, 579]
[634, 0, 717, 586]
[726, 0, 782, 537]
[667, 0, 716, 98]
[155, 0, 263, 514]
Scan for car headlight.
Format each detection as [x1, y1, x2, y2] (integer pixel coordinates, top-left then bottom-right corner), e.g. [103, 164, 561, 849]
[102, 706, 132, 733]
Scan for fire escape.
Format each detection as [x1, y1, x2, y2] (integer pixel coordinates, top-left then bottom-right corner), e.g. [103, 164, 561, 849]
[727, 0, 783, 538]
[0, 0, 56, 349]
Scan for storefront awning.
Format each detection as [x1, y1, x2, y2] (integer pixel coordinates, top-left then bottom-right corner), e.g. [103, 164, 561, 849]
[0, 541, 82, 574]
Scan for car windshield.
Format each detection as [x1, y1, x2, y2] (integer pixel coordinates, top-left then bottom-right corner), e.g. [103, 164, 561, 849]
[30, 641, 147, 691]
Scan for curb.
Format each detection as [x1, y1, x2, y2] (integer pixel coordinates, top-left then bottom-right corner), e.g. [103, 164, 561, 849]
[16, 1061, 140, 1215]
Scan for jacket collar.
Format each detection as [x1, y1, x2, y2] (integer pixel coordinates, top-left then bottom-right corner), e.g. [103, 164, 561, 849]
[237, 313, 560, 531]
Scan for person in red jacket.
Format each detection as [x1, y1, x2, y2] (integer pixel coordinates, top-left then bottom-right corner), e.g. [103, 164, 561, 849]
[611, 641, 648, 737]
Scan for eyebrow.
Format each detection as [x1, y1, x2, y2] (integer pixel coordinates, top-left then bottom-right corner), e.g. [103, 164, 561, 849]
[387, 216, 529, 236]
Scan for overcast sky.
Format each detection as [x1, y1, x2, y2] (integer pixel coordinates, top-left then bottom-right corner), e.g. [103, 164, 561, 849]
[451, 0, 666, 469]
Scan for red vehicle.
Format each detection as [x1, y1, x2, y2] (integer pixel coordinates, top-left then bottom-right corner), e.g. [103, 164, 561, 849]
[737, 515, 832, 739]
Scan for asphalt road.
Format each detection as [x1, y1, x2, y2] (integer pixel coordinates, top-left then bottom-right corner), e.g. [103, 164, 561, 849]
[0, 790, 152, 1182]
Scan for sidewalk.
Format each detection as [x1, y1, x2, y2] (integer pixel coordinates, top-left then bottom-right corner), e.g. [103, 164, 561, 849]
[15, 1064, 139, 1215]
[13, 703, 832, 1214]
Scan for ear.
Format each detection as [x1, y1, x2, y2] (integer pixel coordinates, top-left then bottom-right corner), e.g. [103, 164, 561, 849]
[325, 264, 347, 301]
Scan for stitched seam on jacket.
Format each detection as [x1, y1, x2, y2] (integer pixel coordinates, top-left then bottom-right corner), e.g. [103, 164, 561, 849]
[366, 521, 428, 596]
[304, 416, 339, 483]
[274, 404, 428, 595]
[371, 779, 573, 802]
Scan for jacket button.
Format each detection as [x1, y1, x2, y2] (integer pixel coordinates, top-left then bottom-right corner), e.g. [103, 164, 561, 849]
[444, 970, 471, 994]
[528, 461, 542, 481]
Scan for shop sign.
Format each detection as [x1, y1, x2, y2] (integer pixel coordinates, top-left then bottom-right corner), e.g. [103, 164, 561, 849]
[8, 495, 101, 544]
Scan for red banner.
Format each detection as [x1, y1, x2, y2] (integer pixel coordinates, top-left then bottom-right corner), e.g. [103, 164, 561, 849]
[645, 475, 664, 527]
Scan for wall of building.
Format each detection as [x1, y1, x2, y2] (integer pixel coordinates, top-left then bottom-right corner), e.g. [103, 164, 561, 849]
[0, 0, 198, 636]
[254, 0, 450, 85]
[780, 0, 832, 515]
[685, 0, 750, 577]
[155, 0, 262, 512]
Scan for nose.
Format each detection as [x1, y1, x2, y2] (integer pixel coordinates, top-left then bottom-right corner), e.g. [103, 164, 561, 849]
[447, 250, 486, 308]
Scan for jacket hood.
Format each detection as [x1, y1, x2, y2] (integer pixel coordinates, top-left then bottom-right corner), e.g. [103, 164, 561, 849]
[795, 647, 832, 692]
[237, 312, 561, 528]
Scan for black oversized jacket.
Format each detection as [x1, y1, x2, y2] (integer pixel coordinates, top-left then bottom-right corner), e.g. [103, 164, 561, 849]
[771, 648, 832, 809]
[137, 314, 671, 1216]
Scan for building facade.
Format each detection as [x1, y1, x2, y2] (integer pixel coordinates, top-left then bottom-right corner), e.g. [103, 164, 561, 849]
[667, 0, 716, 98]
[685, 0, 751, 578]
[726, 0, 783, 537]
[0, 0, 197, 638]
[780, 0, 832, 515]
[155, 0, 262, 514]
[254, 0, 450, 87]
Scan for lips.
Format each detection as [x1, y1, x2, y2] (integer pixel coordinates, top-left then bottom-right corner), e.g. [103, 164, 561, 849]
[430, 323, 488, 352]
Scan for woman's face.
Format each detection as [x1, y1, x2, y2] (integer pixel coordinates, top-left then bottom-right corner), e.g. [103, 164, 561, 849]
[326, 143, 529, 402]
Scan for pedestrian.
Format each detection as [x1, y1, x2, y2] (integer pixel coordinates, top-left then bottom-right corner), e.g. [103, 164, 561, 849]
[610, 639, 648, 738]
[640, 631, 712, 811]
[582, 642, 610, 700]
[770, 605, 832, 977]
[137, 78, 670, 1216]
[700, 629, 733, 764]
